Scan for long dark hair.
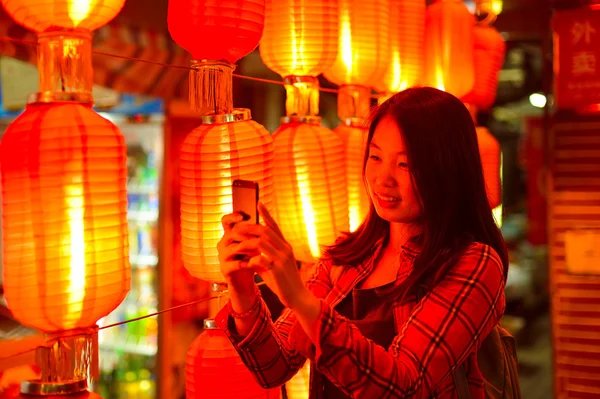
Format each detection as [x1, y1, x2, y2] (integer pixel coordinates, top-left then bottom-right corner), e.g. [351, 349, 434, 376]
[323, 87, 508, 299]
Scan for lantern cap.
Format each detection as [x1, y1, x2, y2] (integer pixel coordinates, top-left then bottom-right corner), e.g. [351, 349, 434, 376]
[27, 92, 93, 105]
[210, 282, 228, 293]
[200, 109, 252, 125]
[281, 115, 321, 125]
[21, 379, 88, 395]
[203, 319, 218, 330]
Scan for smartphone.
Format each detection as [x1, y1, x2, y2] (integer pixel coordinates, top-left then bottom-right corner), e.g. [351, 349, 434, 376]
[232, 179, 259, 224]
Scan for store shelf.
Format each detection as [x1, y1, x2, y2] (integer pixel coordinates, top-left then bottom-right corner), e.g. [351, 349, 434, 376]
[127, 184, 158, 196]
[130, 254, 158, 268]
[99, 341, 157, 357]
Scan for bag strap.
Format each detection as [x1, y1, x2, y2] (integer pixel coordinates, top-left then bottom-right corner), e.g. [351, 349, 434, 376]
[415, 286, 471, 399]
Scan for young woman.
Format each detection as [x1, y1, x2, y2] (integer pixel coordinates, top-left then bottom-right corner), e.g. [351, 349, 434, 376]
[214, 87, 508, 398]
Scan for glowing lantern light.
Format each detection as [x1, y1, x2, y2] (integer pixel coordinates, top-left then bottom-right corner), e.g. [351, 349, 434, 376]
[169, 0, 274, 282]
[286, 361, 310, 399]
[0, 0, 129, 395]
[259, 0, 348, 261]
[186, 320, 281, 399]
[272, 121, 347, 262]
[377, 0, 426, 99]
[425, 0, 475, 99]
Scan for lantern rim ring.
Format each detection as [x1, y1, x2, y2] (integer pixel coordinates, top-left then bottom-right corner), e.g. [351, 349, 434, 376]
[27, 92, 93, 105]
[342, 117, 367, 128]
[282, 75, 319, 86]
[21, 379, 88, 395]
[38, 29, 92, 40]
[203, 319, 218, 330]
[201, 109, 251, 125]
[281, 115, 321, 125]
[190, 59, 236, 71]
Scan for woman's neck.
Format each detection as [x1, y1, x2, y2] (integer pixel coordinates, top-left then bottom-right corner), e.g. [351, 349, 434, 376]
[388, 222, 421, 252]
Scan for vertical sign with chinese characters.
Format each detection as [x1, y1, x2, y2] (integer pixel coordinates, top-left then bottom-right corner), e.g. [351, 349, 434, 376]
[553, 7, 600, 109]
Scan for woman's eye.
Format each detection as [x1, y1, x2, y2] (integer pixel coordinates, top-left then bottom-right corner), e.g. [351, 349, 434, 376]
[369, 155, 381, 161]
[398, 162, 408, 168]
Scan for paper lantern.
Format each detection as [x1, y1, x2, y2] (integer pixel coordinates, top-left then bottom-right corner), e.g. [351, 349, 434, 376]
[168, 0, 265, 63]
[186, 320, 281, 399]
[179, 112, 274, 282]
[260, 0, 338, 78]
[425, 0, 475, 99]
[477, 126, 501, 209]
[286, 361, 310, 399]
[379, 0, 426, 94]
[334, 122, 369, 232]
[1, 0, 125, 31]
[1, 102, 130, 332]
[323, 0, 390, 88]
[464, 24, 506, 110]
[272, 121, 348, 263]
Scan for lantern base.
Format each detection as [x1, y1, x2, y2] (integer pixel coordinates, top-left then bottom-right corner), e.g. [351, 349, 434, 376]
[280, 115, 321, 125]
[200, 109, 251, 125]
[20, 379, 87, 396]
[27, 92, 93, 105]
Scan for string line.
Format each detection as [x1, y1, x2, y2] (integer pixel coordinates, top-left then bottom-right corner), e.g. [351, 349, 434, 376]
[0, 35, 341, 95]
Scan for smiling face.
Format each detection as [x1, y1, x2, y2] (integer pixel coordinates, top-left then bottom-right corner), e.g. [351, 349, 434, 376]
[365, 115, 423, 224]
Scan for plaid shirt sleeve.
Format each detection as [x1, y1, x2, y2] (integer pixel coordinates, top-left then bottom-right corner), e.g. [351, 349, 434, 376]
[314, 243, 506, 398]
[215, 258, 334, 389]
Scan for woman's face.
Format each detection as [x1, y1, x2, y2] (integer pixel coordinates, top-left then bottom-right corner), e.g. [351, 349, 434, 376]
[365, 116, 422, 224]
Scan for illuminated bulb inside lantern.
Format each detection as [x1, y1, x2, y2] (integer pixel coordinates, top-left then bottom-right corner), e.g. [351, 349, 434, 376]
[298, 177, 319, 258]
[63, 181, 86, 326]
[340, 12, 353, 75]
[68, 0, 93, 26]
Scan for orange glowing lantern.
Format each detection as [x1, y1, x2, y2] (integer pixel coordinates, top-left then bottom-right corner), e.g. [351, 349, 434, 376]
[272, 121, 348, 263]
[179, 113, 274, 282]
[259, 0, 347, 260]
[186, 320, 281, 399]
[169, 0, 273, 283]
[322, 0, 389, 233]
[1, 0, 125, 31]
[0, 0, 129, 333]
[1, 103, 130, 332]
[286, 362, 310, 399]
[323, 0, 389, 89]
[477, 126, 502, 210]
[425, 0, 475, 99]
[0, 0, 129, 395]
[377, 0, 426, 98]
[464, 23, 506, 110]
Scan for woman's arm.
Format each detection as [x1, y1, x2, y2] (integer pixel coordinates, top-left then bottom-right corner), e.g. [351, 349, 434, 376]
[295, 243, 505, 398]
[216, 258, 334, 389]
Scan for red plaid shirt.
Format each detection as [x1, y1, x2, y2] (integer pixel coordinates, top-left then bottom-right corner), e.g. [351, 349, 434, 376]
[216, 240, 506, 399]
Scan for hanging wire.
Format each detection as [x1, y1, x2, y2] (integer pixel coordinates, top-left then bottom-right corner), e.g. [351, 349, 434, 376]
[0, 35, 341, 95]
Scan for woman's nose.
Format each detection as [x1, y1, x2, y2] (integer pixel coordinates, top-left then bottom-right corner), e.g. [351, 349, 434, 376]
[375, 167, 397, 188]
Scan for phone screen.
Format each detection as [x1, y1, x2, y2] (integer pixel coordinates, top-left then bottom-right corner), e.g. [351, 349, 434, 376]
[232, 179, 259, 224]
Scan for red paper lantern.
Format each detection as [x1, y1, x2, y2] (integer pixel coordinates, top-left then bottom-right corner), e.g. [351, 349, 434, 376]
[477, 126, 501, 210]
[179, 113, 274, 282]
[1, 102, 130, 332]
[168, 0, 266, 63]
[464, 24, 506, 110]
[186, 321, 281, 398]
[272, 121, 348, 263]
[425, 0, 475, 99]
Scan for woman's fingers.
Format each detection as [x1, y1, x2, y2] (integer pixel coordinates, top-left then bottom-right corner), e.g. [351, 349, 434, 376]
[247, 254, 274, 272]
[257, 202, 284, 237]
[221, 213, 244, 231]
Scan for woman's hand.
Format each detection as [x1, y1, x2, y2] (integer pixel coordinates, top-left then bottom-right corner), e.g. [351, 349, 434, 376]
[217, 212, 260, 295]
[234, 202, 308, 309]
